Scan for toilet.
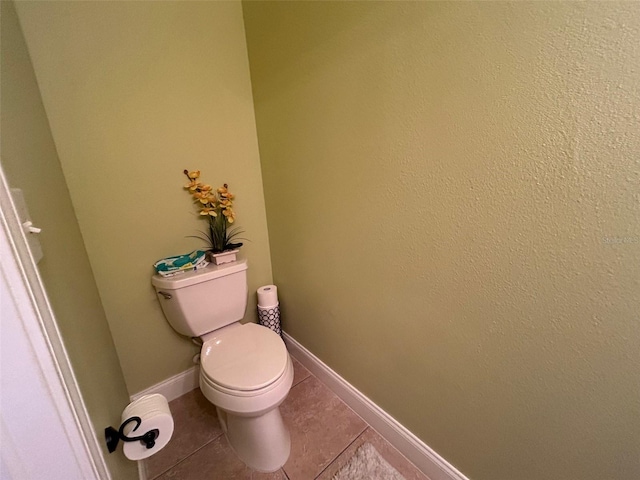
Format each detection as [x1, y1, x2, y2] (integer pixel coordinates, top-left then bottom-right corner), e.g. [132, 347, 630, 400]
[151, 258, 293, 472]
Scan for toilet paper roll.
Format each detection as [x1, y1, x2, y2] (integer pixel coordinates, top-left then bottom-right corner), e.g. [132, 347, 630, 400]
[121, 394, 174, 461]
[257, 285, 278, 307]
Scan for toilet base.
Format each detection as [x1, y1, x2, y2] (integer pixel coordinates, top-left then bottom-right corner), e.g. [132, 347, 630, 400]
[217, 406, 291, 472]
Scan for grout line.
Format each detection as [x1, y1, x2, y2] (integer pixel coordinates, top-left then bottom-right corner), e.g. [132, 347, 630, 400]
[148, 432, 225, 479]
[157, 358, 372, 480]
[290, 372, 314, 392]
[285, 335, 463, 480]
[313, 427, 370, 480]
[291, 372, 312, 388]
[291, 360, 313, 388]
[292, 356, 370, 480]
[149, 462, 173, 480]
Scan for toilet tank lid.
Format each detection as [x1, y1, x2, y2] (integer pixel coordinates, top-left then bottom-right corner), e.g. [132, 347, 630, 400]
[151, 258, 247, 290]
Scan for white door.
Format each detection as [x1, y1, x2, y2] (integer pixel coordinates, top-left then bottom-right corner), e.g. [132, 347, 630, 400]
[0, 165, 109, 479]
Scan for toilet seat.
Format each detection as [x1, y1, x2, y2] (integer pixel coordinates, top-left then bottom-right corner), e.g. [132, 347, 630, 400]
[200, 323, 288, 393]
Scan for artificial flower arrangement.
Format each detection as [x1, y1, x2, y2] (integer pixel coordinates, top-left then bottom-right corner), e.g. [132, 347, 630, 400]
[183, 169, 243, 255]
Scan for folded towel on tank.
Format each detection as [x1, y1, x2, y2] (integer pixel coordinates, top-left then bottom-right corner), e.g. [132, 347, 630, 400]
[153, 250, 209, 277]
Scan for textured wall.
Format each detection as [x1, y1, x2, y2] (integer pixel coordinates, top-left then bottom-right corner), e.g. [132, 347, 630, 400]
[1, 2, 136, 477]
[15, 0, 272, 394]
[243, 2, 640, 479]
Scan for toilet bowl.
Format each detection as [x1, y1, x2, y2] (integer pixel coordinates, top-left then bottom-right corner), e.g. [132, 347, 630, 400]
[199, 322, 294, 472]
[151, 259, 293, 472]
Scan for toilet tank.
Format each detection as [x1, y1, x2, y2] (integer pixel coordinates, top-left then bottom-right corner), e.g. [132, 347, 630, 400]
[151, 259, 248, 337]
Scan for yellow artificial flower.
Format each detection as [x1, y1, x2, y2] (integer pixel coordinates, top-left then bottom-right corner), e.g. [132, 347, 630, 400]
[200, 207, 217, 216]
[184, 179, 200, 191]
[182, 172, 243, 252]
[193, 191, 211, 204]
[222, 207, 235, 223]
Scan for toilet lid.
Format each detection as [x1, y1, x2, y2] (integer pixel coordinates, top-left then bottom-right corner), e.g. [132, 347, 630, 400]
[200, 323, 288, 391]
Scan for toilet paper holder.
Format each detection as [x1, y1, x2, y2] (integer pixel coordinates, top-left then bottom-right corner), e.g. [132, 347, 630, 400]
[105, 416, 160, 453]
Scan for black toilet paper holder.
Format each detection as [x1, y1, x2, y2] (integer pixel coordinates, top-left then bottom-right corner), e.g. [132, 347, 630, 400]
[105, 416, 159, 453]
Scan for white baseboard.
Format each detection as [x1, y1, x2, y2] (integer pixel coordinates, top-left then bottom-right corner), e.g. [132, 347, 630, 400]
[130, 366, 200, 403]
[283, 332, 469, 480]
[130, 334, 468, 480]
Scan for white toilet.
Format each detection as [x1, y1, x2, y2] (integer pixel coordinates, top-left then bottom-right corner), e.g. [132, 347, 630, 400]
[151, 259, 293, 472]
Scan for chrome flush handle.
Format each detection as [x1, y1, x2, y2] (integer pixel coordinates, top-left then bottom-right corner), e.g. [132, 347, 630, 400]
[158, 291, 172, 300]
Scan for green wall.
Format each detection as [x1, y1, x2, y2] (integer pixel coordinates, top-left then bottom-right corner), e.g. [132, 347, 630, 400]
[243, 2, 640, 479]
[14, 0, 272, 394]
[6, 1, 639, 478]
[1, 2, 136, 477]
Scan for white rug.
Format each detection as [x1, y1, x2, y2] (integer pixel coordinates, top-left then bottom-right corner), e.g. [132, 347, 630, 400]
[332, 443, 406, 480]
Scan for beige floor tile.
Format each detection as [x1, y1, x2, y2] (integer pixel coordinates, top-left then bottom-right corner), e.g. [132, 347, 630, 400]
[143, 359, 422, 480]
[281, 376, 367, 480]
[144, 389, 224, 479]
[291, 356, 311, 387]
[156, 435, 287, 480]
[316, 427, 430, 480]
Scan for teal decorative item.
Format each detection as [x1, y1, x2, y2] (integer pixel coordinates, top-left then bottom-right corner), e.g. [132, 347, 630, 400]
[153, 250, 208, 277]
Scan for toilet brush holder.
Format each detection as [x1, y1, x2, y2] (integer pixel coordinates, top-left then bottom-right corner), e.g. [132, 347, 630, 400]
[258, 303, 282, 337]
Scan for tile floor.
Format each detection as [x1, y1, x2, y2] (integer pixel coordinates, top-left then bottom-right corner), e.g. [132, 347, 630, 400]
[143, 357, 429, 480]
